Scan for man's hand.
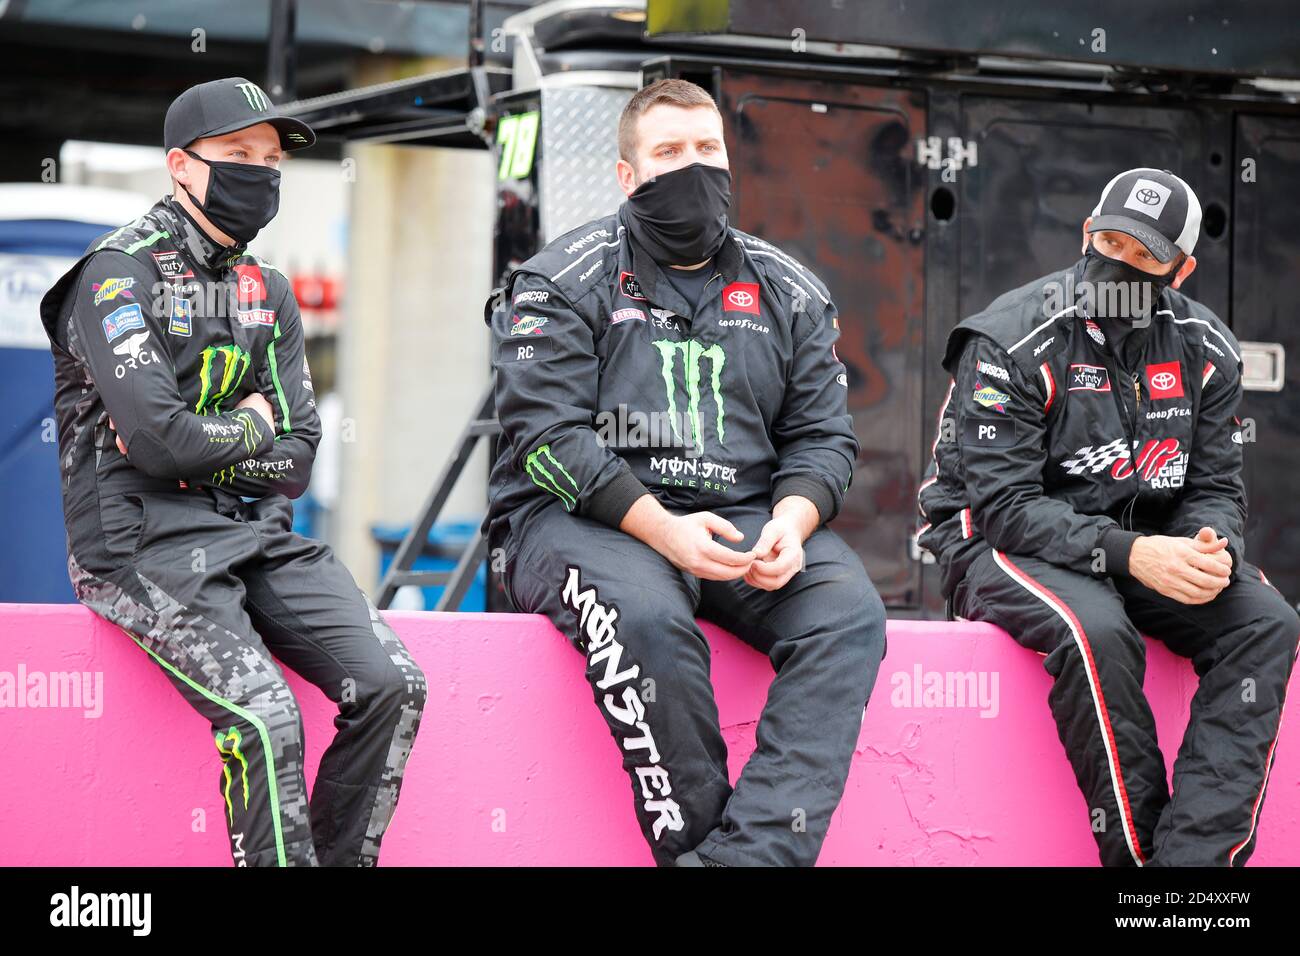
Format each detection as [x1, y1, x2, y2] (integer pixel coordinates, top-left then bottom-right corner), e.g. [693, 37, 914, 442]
[235, 392, 275, 432]
[651, 511, 756, 581]
[1130, 527, 1232, 605]
[110, 391, 275, 461]
[745, 513, 806, 590]
[1192, 525, 1234, 575]
[743, 496, 819, 590]
[109, 417, 127, 457]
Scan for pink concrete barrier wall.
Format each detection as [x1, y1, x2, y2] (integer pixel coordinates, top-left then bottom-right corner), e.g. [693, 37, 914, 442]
[1, 603, 1295, 865]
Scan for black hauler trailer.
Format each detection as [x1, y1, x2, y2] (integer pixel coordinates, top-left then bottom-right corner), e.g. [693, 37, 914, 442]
[284, 0, 1300, 616]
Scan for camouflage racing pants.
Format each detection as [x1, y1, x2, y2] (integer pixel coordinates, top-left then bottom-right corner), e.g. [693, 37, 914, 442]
[67, 487, 427, 866]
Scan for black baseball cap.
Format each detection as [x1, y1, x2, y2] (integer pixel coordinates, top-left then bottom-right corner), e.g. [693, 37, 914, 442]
[1086, 167, 1201, 264]
[164, 77, 315, 153]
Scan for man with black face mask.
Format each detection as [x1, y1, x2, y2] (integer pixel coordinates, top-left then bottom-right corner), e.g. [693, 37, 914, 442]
[39, 77, 427, 867]
[917, 168, 1299, 866]
[484, 79, 886, 866]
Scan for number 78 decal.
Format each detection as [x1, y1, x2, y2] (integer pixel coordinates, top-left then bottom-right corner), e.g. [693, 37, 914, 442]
[496, 111, 539, 180]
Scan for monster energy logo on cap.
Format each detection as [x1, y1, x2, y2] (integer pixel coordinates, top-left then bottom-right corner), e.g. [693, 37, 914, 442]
[237, 82, 270, 111]
[652, 339, 726, 452]
[165, 76, 317, 153]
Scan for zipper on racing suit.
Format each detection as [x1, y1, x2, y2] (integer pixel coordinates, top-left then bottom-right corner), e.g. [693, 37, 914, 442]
[1103, 334, 1144, 532]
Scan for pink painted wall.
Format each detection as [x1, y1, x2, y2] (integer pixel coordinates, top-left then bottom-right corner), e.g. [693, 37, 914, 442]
[1, 604, 1295, 865]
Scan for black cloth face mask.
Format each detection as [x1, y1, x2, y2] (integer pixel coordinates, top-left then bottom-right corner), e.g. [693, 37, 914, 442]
[625, 162, 732, 266]
[182, 150, 281, 244]
[1080, 243, 1179, 322]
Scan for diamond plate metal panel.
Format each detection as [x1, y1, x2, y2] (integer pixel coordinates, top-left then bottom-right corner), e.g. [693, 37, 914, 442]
[539, 85, 633, 242]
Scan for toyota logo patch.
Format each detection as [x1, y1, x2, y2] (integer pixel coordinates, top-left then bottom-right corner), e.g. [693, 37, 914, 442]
[1144, 360, 1185, 399]
[721, 281, 760, 316]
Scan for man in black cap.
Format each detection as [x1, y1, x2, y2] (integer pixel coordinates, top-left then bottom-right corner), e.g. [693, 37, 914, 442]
[39, 77, 427, 867]
[917, 167, 1299, 866]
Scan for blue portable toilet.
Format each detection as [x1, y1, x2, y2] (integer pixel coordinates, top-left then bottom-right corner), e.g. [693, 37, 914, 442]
[0, 184, 153, 602]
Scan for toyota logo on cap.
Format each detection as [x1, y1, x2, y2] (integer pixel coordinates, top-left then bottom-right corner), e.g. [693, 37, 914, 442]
[1089, 168, 1202, 264]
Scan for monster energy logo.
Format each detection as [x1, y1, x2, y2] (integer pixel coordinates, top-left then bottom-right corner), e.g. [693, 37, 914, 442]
[236, 82, 270, 111]
[525, 443, 579, 510]
[195, 343, 252, 415]
[214, 726, 250, 826]
[229, 410, 264, 456]
[651, 339, 726, 452]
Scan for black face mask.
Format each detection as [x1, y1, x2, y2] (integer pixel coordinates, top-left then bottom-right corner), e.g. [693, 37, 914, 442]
[625, 163, 732, 266]
[182, 150, 281, 244]
[1080, 243, 1179, 322]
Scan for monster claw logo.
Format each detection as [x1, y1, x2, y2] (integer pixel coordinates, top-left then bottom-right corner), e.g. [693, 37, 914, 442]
[214, 726, 250, 826]
[236, 82, 270, 112]
[525, 443, 579, 510]
[195, 344, 252, 415]
[651, 339, 726, 452]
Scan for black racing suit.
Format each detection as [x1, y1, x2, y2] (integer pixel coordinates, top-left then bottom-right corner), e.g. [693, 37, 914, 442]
[917, 259, 1299, 866]
[483, 204, 887, 866]
[39, 196, 427, 867]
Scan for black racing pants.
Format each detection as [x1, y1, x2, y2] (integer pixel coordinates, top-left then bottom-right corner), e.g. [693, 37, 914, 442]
[505, 498, 888, 867]
[68, 488, 428, 867]
[953, 547, 1299, 866]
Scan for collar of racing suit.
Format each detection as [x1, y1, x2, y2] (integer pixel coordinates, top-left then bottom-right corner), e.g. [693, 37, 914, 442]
[619, 201, 744, 321]
[159, 195, 249, 273]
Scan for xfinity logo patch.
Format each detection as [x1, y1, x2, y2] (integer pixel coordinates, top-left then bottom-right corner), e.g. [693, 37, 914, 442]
[619, 271, 647, 300]
[1068, 364, 1111, 392]
[1123, 177, 1172, 218]
[151, 250, 192, 279]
